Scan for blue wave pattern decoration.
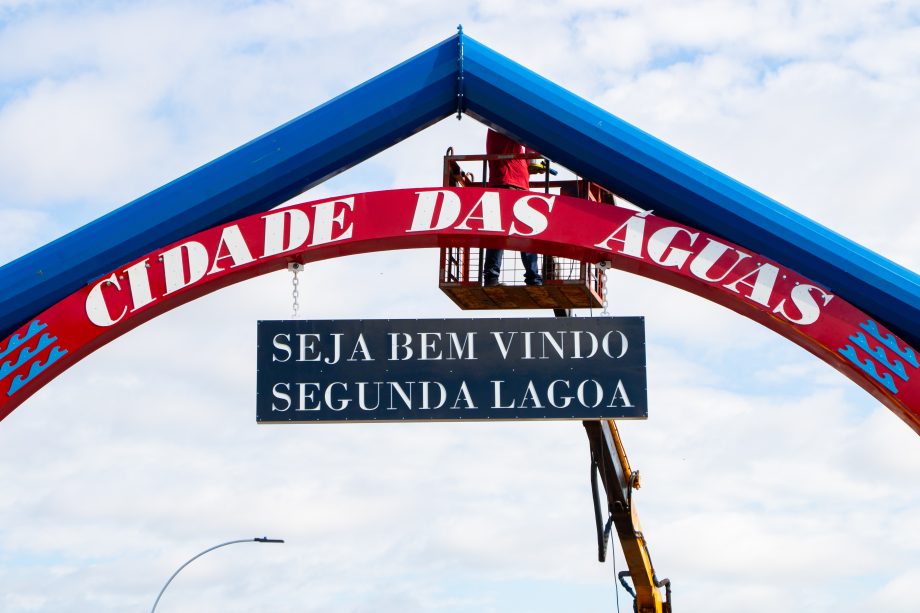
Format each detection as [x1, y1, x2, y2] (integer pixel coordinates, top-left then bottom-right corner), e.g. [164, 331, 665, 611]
[0, 319, 46, 361]
[839, 320, 918, 395]
[0, 319, 68, 397]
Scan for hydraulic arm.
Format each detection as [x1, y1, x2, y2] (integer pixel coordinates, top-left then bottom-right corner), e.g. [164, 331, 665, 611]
[584, 420, 671, 613]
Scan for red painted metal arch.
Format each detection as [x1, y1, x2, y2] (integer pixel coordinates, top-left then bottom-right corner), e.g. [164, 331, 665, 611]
[1, 188, 918, 433]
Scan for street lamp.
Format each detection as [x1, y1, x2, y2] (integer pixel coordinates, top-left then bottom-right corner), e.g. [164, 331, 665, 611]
[151, 537, 285, 612]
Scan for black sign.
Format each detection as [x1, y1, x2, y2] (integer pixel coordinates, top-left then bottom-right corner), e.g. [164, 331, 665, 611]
[257, 318, 646, 423]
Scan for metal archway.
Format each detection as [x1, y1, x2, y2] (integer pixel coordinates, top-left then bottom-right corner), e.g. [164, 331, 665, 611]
[2, 31, 917, 358]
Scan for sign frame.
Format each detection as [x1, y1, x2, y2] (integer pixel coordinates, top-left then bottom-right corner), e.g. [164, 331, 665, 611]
[256, 317, 648, 423]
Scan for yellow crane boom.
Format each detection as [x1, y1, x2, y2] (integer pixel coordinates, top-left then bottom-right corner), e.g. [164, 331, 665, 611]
[584, 420, 671, 612]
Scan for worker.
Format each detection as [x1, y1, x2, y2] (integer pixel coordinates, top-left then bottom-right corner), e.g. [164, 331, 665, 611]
[483, 129, 544, 287]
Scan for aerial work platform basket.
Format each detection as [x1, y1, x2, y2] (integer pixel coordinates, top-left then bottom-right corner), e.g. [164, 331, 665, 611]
[438, 148, 612, 311]
[439, 247, 605, 310]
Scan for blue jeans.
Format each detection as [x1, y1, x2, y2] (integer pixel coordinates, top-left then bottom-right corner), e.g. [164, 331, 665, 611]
[484, 249, 542, 285]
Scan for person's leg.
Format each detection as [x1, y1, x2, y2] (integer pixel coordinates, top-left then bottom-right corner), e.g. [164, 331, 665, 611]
[521, 252, 542, 285]
[483, 249, 503, 286]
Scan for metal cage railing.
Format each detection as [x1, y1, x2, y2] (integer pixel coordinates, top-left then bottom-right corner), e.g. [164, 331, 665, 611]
[438, 148, 613, 311]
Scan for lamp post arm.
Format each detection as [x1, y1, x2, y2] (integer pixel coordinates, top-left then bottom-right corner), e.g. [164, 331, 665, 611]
[151, 537, 283, 613]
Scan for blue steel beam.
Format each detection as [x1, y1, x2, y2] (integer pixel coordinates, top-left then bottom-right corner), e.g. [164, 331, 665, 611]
[0, 35, 461, 340]
[460, 36, 920, 350]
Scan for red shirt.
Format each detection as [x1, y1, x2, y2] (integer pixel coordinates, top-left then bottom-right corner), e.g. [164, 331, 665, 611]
[486, 130, 531, 189]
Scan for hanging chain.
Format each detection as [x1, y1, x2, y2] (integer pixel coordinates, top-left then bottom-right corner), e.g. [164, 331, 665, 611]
[288, 262, 303, 318]
[601, 264, 610, 316]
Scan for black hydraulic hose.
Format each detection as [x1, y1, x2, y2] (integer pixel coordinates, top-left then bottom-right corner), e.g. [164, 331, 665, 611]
[591, 458, 606, 562]
[618, 571, 639, 613]
[655, 576, 672, 610]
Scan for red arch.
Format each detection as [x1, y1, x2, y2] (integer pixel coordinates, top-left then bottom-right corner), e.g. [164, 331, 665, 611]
[2, 188, 918, 433]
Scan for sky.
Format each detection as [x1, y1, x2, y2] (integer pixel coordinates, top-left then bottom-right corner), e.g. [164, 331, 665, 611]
[1, 1, 919, 612]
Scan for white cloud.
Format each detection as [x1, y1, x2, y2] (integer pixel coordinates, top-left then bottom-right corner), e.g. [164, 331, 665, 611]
[869, 568, 920, 612]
